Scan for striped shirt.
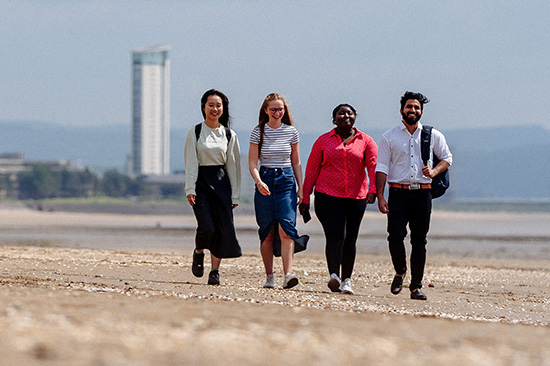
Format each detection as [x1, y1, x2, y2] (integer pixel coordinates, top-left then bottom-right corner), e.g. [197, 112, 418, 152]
[250, 124, 299, 168]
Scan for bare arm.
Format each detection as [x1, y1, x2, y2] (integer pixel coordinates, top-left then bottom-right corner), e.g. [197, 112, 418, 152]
[422, 160, 450, 178]
[376, 172, 389, 214]
[290, 142, 303, 205]
[248, 143, 270, 196]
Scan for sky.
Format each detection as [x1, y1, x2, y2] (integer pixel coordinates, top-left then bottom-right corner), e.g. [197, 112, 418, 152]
[1, 0, 549, 134]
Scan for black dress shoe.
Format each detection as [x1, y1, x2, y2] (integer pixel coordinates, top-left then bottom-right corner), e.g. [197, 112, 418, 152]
[208, 270, 220, 285]
[192, 250, 204, 278]
[391, 274, 404, 295]
[410, 288, 427, 300]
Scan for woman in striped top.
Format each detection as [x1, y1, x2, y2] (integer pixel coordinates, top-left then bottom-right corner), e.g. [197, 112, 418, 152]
[249, 93, 309, 289]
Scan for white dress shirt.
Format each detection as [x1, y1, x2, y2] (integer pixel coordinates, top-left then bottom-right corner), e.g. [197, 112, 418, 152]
[376, 122, 452, 184]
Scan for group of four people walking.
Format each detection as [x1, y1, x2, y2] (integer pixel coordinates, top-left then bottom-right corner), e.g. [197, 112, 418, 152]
[184, 89, 452, 300]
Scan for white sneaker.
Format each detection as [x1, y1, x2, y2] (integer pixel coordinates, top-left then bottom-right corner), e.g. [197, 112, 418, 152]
[263, 274, 275, 289]
[327, 273, 341, 292]
[283, 273, 299, 289]
[340, 278, 354, 295]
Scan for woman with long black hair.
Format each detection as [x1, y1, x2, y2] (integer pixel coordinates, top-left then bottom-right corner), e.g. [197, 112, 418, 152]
[184, 89, 242, 285]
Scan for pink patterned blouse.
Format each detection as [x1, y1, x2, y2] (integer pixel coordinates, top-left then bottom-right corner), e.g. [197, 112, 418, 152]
[302, 128, 378, 205]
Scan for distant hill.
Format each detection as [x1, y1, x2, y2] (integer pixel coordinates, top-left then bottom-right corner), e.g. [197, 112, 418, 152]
[1, 121, 549, 200]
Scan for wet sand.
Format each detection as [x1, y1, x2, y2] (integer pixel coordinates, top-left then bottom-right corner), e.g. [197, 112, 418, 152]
[1, 209, 550, 365]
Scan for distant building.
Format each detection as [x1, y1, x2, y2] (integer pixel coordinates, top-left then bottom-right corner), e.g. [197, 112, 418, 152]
[0, 153, 76, 175]
[0, 153, 84, 198]
[130, 45, 170, 176]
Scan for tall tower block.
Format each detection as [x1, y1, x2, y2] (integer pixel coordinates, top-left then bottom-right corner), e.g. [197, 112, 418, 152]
[131, 45, 170, 176]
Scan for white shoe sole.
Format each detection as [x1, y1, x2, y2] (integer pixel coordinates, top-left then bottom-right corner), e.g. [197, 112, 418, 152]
[341, 287, 354, 295]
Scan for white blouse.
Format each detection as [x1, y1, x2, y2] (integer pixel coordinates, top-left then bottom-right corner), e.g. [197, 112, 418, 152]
[184, 122, 241, 204]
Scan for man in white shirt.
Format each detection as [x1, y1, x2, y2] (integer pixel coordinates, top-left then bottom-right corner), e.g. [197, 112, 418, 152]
[375, 91, 452, 300]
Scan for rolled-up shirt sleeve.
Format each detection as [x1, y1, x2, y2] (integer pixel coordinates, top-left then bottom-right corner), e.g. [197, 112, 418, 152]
[375, 133, 391, 175]
[433, 129, 452, 166]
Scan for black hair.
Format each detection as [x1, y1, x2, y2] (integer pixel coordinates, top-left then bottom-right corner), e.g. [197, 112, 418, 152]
[331, 104, 357, 123]
[400, 91, 430, 111]
[200, 89, 231, 127]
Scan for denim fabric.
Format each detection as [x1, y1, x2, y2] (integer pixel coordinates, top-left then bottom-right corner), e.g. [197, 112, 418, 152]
[254, 166, 298, 243]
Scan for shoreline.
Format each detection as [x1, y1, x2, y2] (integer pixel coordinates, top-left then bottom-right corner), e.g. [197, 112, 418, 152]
[1, 208, 549, 261]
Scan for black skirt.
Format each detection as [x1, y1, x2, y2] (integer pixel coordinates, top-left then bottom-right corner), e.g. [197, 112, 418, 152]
[192, 165, 242, 258]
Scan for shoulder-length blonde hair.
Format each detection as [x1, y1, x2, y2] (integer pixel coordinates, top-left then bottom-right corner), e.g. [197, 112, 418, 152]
[256, 93, 294, 157]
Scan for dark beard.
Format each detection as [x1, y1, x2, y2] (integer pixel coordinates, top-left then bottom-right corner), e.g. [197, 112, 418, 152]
[402, 113, 420, 125]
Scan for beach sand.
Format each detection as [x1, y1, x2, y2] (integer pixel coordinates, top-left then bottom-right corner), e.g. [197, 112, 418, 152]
[1, 209, 550, 365]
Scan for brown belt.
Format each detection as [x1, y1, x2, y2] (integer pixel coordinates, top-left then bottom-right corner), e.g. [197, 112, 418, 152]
[389, 183, 432, 190]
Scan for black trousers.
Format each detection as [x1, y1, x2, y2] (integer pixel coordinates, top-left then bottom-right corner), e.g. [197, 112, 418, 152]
[314, 191, 367, 280]
[387, 187, 432, 291]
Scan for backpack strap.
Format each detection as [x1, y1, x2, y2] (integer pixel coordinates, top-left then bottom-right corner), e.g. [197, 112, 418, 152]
[420, 125, 432, 165]
[194, 123, 202, 140]
[224, 126, 231, 143]
[195, 123, 231, 143]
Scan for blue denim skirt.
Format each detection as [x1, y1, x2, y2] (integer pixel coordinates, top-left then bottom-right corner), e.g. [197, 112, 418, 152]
[254, 166, 308, 256]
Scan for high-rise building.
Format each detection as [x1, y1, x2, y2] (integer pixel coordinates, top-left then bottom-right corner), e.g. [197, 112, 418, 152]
[130, 45, 170, 176]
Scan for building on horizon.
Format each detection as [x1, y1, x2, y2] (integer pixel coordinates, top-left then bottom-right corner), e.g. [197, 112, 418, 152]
[130, 45, 170, 176]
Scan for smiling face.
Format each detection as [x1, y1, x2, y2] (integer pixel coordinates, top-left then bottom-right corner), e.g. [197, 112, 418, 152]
[400, 99, 423, 125]
[334, 105, 356, 133]
[265, 99, 285, 124]
[203, 95, 223, 122]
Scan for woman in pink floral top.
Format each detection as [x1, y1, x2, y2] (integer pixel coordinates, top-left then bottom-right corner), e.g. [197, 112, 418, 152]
[299, 104, 378, 295]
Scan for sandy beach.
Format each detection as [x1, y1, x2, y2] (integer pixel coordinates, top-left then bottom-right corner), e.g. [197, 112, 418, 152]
[1, 208, 550, 365]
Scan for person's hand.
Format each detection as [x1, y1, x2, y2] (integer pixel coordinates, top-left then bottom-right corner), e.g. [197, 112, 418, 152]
[422, 165, 436, 178]
[296, 187, 304, 205]
[187, 194, 196, 206]
[377, 196, 389, 214]
[299, 203, 309, 216]
[366, 193, 376, 204]
[256, 181, 271, 196]
[298, 203, 311, 223]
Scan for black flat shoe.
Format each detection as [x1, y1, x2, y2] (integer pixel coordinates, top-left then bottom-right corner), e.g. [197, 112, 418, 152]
[391, 274, 404, 295]
[208, 270, 220, 285]
[192, 250, 204, 278]
[410, 288, 427, 300]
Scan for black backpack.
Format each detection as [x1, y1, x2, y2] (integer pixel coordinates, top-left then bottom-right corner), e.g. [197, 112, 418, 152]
[195, 123, 231, 142]
[421, 125, 449, 199]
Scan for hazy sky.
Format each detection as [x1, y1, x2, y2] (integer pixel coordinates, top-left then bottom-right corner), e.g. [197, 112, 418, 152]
[2, 1, 549, 133]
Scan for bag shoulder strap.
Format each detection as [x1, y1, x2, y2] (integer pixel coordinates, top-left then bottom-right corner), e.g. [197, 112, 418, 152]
[224, 126, 231, 143]
[194, 123, 202, 141]
[195, 123, 231, 143]
[420, 125, 433, 165]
